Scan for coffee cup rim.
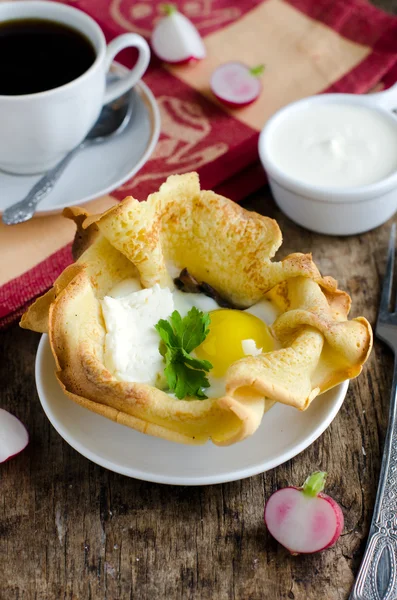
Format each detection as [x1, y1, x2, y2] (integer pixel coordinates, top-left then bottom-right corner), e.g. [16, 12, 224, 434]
[0, 0, 106, 101]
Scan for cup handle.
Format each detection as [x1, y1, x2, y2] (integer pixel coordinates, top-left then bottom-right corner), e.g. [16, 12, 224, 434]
[103, 33, 150, 105]
[368, 82, 397, 111]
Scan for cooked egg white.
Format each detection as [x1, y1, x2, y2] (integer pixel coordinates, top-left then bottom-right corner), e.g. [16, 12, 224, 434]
[101, 284, 173, 384]
[101, 278, 279, 398]
[102, 280, 219, 385]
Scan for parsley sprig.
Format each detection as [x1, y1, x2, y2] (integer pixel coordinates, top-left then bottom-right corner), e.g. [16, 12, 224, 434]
[155, 307, 213, 400]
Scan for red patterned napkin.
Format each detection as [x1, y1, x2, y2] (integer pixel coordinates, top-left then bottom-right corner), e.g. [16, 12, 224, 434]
[2, 0, 397, 328]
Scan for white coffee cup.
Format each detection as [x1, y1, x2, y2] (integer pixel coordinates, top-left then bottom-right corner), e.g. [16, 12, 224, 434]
[0, 1, 151, 174]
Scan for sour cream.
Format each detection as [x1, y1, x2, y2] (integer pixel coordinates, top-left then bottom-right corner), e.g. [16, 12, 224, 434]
[101, 280, 219, 385]
[100, 278, 279, 396]
[269, 104, 397, 188]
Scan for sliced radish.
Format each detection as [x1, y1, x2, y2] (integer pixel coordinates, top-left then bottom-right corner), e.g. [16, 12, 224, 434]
[151, 4, 206, 65]
[264, 472, 344, 554]
[0, 408, 29, 463]
[210, 62, 265, 107]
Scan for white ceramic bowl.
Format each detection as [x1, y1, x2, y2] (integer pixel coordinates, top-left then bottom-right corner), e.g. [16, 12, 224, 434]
[258, 85, 397, 236]
[35, 335, 348, 485]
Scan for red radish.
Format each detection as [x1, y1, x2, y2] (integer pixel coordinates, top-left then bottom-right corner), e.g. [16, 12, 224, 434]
[264, 472, 344, 555]
[210, 62, 265, 107]
[151, 4, 206, 65]
[0, 408, 29, 463]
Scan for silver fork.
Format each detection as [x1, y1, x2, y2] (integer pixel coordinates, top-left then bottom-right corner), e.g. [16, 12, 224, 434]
[350, 223, 397, 600]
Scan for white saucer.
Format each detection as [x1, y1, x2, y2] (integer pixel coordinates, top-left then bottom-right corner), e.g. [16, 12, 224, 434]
[35, 335, 348, 486]
[0, 64, 160, 216]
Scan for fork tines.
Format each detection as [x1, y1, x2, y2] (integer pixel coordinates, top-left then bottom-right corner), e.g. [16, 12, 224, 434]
[378, 223, 397, 323]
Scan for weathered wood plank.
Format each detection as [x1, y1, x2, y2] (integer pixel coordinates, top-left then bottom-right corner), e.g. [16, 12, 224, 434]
[1, 186, 394, 599]
[2, 0, 397, 586]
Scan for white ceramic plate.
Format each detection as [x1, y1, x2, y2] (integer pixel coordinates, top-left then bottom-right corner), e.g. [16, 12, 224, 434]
[35, 335, 348, 485]
[0, 64, 160, 216]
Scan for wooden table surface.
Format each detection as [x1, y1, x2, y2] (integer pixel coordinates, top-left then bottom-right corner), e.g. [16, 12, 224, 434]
[1, 192, 394, 600]
[2, 2, 397, 598]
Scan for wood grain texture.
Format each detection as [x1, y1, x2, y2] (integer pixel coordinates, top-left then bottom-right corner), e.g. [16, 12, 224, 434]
[371, 0, 397, 12]
[1, 188, 394, 600]
[2, 0, 397, 593]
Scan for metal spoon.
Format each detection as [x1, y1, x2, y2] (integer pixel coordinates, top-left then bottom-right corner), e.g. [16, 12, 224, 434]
[2, 92, 133, 225]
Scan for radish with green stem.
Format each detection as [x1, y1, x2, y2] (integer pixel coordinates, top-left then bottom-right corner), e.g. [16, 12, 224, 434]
[264, 472, 344, 554]
[0, 408, 29, 463]
[151, 4, 206, 65]
[210, 62, 265, 107]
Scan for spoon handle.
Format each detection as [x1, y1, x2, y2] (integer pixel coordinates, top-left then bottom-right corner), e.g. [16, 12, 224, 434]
[2, 145, 81, 225]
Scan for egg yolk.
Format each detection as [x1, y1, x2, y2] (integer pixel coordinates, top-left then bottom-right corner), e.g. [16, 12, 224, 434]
[195, 309, 274, 377]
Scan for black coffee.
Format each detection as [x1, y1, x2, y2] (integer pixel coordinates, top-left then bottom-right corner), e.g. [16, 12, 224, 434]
[0, 18, 96, 95]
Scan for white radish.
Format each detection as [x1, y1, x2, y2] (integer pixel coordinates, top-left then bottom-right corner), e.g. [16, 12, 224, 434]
[151, 4, 206, 65]
[0, 408, 29, 463]
[210, 62, 264, 107]
[264, 472, 344, 554]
